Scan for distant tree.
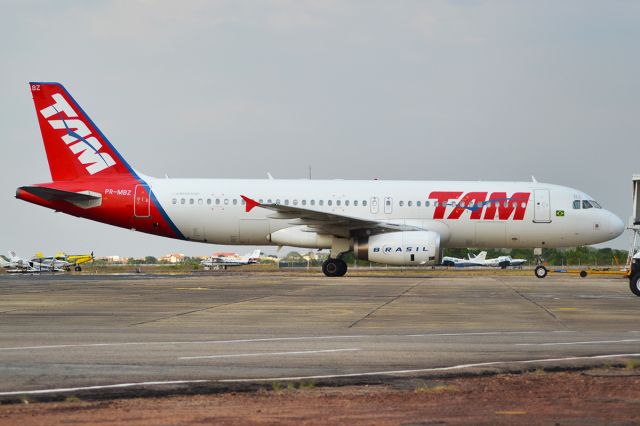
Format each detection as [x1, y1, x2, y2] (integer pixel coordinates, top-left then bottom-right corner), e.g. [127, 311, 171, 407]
[144, 256, 158, 264]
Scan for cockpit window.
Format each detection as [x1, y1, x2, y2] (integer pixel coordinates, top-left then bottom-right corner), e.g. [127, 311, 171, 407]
[573, 200, 581, 209]
[582, 200, 593, 209]
[591, 200, 602, 209]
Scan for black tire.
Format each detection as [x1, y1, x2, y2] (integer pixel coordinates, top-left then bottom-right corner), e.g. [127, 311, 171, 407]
[336, 259, 347, 277]
[322, 259, 348, 277]
[74, 266, 82, 272]
[579, 270, 587, 278]
[630, 273, 640, 297]
[534, 265, 548, 279]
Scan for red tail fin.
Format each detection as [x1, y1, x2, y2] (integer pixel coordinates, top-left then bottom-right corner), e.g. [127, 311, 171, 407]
[29, 82, 135, 181]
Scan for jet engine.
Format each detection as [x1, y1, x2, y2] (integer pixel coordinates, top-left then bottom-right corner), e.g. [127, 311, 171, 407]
[354, 231, 441, 266]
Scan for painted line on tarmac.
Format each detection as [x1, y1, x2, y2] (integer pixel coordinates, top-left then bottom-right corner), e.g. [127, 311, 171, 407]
[3, 352, 640, 396]
[179, 348, 360, 360]
[0, 331, 571, 352]
[516, 339, 640, 346]
[218, 352, 640, 383]
[0, 380, 210, 396]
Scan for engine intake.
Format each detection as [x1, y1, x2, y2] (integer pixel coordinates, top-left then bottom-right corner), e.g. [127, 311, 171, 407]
[354, 231, 441, 266]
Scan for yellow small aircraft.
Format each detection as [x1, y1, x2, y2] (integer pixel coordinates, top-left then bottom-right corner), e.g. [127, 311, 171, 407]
[33, 251, 94, 272]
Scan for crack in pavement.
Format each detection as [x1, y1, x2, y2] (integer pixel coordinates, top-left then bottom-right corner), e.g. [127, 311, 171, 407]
[348, 281, 424, 329]
[498, 278, 570, 330]
[128, 296, 271, 327]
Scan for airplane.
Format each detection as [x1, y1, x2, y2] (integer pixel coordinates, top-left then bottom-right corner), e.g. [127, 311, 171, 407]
[441, 251, 487, 267]
[32, 252, 73, 271]
[33, 251, 94, 271]
[16, 83, 625, 281]
[0, 255, 18, 269]
[480, 254, 527, 269]
[4, 251, 63, 273]
[201, 249, 261, 269]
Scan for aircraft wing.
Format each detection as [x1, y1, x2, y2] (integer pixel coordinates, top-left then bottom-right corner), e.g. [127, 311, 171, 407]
[241, 195, 423, 238]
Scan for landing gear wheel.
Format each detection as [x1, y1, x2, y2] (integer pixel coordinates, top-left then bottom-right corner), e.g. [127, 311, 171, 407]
[322, 259, 348, 277]
[534, 265, 548, 279]
[74, 266, 82, 272]
[630, 273, 640, 297]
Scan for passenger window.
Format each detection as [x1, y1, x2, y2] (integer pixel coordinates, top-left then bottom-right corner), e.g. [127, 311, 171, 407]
[363, 200, 367, 206]
[328, 200, 332, 206]
[302, 200, 306, 206]
[241, 200, 245, 205]
[504, 201, 509, 208]
[259, 199, 264, 203]
[354, 200, 358, 206]
[399, 201, 404, 207]
[337, 200, 341, 206]
[224, 199, 229, 205]
[311, 200, 315, 206]
[233, 199, 237, 205]
[416, 201, 421, 207]
[345, 200, 349, 206]
[215, 199, 220, 205]
[267, 199, 272, 204]
[207, 199, 211, 205]
[319, 200, 324, 206]
[386, 200, 391, 206]
[285, 199, 289, 205]
[425, 201, 430, 207]
[181, 198, 185, 205]
[198, 199, 203, 205]
[293, 200, 298, 206]
[172, 198, 177, 205]
[189, 199, 194, 205]
[276, 199, 281, 204]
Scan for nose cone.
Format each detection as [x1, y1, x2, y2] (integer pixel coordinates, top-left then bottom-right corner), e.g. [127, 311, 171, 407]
[609, 212, 625, 238]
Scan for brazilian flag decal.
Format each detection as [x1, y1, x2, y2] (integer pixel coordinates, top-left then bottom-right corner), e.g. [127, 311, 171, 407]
[556, 210, 565, 217]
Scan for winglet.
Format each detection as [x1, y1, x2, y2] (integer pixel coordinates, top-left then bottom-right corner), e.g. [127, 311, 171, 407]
[241, 195, 261, 212]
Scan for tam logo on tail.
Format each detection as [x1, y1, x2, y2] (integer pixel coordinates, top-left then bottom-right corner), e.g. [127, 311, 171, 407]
[38, 91, 116, 175]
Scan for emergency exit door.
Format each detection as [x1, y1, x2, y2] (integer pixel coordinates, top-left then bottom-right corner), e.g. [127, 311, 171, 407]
[533, 189, 551, 223]
[134, 185, 151, 218]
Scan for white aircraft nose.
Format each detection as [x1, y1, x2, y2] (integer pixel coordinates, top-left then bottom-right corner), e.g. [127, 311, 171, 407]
[609, 212, 625, 238]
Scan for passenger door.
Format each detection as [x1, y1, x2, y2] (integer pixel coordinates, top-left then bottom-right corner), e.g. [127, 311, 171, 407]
[533, 189, 551, 223]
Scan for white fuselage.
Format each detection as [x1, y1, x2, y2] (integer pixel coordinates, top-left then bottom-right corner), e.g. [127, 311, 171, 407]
[146, 177, 624, 249]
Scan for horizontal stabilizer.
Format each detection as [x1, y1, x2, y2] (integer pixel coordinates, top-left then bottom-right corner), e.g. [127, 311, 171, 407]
[17, 186, 102, 209]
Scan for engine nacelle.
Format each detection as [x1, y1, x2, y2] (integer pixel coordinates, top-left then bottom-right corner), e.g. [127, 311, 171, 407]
[354, 231, 441, 266]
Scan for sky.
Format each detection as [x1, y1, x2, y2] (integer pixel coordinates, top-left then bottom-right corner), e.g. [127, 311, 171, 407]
[0, 0, 638, 258]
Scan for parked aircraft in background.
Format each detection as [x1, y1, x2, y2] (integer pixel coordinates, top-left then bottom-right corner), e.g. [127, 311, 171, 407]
[2, 251, 63, 273]
[0, 255, 18, 270]
[33, 251, 94, 271]
[480, 255, 527, 269]
[201, 249, 261, 269]
[16, 83, 625, 279]
[441, 251, 487, 267]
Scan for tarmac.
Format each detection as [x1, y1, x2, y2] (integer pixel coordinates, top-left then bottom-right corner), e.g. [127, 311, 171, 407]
[0, 271, 639, 400]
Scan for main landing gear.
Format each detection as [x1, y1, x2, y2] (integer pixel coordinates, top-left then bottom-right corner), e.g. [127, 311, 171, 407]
[322, 258, 347, 277]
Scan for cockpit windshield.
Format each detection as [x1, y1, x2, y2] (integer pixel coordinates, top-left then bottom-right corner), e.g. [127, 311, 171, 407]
[582, 200, 594, 209]
[573, 199, 602, 209]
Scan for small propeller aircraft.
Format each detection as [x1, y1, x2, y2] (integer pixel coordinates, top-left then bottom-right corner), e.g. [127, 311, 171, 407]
[32, 251, 94, 271]
[201, 249, 261, 269]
